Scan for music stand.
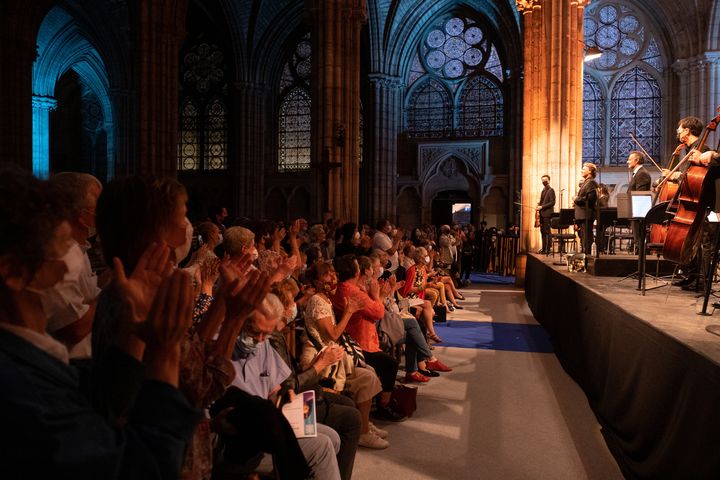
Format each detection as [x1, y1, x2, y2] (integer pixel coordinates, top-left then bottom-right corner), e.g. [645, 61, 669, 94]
[617, 192, 660, 293]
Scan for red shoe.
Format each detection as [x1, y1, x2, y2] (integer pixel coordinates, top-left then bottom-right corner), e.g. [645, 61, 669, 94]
[426, 359, 452, 372]
[405, 371, 430, 383]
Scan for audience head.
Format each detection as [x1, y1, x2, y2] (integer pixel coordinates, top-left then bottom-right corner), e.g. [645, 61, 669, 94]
[244, 293, 285, 344]
[96, 176, 189, 271]
[223, 226, 256, 259]
[309, 224, 326, 243]
[0, 165, 70, 321]
[333, 254, 360, 282]
[338, 222, 358, 244]
[209, 206, 228, 226]
[271, 279, 300, 328]
[48, 172, 102, 242]
[195, 221, 221, 250]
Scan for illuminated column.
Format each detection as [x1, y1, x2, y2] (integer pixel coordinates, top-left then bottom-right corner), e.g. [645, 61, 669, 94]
[31, 95, 57, 179]
[307, 0, 367, 222]
[516, 0, 588, 253]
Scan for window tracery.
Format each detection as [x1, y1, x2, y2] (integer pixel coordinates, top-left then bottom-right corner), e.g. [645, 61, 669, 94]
[582, 1, 664, 166]
[278, 34, 312, 172]
[406, 15, 504, 139]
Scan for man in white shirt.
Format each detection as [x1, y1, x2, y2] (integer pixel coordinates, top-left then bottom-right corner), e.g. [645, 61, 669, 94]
[372, 219, 402, 273]
[39, 173, 102, 359]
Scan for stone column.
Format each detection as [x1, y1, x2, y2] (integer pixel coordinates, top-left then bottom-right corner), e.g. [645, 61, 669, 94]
[135, 0, 187, 177]
[31, 95, 57, 179]
[673, 52, 720, 148]
[365, 73, 403, 223]
[0, 1, 54, 170]
[516, 0, 588, 253]
[233, 81, 269, 218]
[307, 0, 367, 222]
[109, 87, 135, 178]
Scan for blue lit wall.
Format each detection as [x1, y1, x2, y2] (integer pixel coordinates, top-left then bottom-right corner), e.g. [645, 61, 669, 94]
[33, 6, 114, 180]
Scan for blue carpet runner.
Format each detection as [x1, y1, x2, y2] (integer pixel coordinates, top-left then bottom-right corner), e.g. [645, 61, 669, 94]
[435, 320, 554, 353]
[468, 272, 515, 285]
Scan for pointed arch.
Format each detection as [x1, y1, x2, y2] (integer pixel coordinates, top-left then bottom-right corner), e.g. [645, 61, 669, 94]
[457, 75, 504, 137]
[278, 87, 312, 172]
[582, 73, 605, 165]
[406, 77, 452, 138]
[610, 66, 661, 165]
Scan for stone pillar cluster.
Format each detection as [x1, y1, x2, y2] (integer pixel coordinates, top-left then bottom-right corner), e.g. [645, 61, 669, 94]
[673, 53, 720, 147]
[365, 73, 403, 223]
[135, 0, 188, 177]
[516, 0, 588, 253]
[233, 81, 269, 218]
[307, 0, 367, 222]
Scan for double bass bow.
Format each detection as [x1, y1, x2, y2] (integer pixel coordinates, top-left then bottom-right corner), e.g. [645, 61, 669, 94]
[662, 107, 720, 264]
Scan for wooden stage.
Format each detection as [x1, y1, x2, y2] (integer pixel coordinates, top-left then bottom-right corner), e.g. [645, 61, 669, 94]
[525, 254, 720, 479]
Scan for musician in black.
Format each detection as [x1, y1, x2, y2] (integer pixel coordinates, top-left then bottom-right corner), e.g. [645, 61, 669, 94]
[536, 175, 555, 254]
[626, 151, 652, 254]
[574, 162, 598, 254]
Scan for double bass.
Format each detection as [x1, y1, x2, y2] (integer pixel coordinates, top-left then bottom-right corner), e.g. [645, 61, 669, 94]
[662, 108, 720, 264]
[647, 142, 684, 244]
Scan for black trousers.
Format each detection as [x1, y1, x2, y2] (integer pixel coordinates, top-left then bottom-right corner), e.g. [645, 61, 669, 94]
[317, 391, 361, 480]
[362, 350, 399, 393]
[540, 216, 552, 252]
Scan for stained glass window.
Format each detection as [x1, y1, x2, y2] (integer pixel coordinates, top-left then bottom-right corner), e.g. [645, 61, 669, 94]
[610, 67, 661, 166]
[457, 76, 503, 137]
[279, 88, 311, 172]
[204, 98, 226, 170]
[178, 42, 227, 171]
[179, 99, 199, 170]
[278, 34, 312, 172]
[406, 15, 505, 138]
[582, 75, 604, 165]
[582, 1, 665, 166]
[407, 78, 452, 138]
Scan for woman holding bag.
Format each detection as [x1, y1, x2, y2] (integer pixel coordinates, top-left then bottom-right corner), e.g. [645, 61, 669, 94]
[300, 262, 389, 449]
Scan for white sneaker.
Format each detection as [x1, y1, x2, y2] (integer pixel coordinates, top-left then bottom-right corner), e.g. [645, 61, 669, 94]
[359, 432, 389, 449]
[369, 422, 389, 439]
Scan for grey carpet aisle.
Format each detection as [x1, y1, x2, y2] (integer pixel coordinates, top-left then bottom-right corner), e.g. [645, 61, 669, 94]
[352, 283, 623, 480]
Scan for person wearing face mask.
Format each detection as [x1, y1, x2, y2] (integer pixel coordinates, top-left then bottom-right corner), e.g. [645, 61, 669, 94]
[228, 293, 343, 480]
[223, 226, 260, 266]
[535, 175, 556, 255]
[334, 222, 361, 258]
[37, 172, 103, 360]
[372, 219, 403, 273]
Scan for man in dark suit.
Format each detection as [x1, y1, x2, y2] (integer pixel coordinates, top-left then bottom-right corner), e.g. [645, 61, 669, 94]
[627, 151, 652, 253]
[574, 162, 599, 254]
[536, 175, 556, 254]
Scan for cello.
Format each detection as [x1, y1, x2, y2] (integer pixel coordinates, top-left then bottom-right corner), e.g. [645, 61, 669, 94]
[648, 142, 685, 244]
[662, 108, 720, 264]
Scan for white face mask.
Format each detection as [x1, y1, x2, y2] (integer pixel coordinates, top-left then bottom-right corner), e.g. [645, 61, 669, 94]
[217, 233, 223, 245]
[288, 304, 298, 323]
[353, 231, 360, 241]
[174, 218, 193, 264]
[375, 267, 384, 279]
[424, 256, 430, 264]
[250, 247, 259, 261]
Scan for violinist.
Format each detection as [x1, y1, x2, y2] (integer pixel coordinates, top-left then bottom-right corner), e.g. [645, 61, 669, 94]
[626, 151, 651, 253]
[574, 162, 598, 254]
[536, 175, 555, 254]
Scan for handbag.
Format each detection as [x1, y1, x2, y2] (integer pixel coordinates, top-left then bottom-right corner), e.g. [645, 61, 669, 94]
[389, 384, 417, 418]
[378, 297, 406, 351]
[337, 333, 366, 367]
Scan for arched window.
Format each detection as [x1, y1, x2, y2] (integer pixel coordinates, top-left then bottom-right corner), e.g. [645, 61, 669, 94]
[583, 1, 665, 166]
[458, 75, 503, 137]
[610, 67, 661, 165]
[583, 74, 605, 165]
[405, 15, 505, 138]
[278, 34, 312, 172]
[278, 88, 312, 172]
[407, 78, 452, 138]
[178, 42, 228, 171]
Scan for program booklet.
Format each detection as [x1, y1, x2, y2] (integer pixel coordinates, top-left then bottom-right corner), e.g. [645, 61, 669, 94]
[281, 390, 317, 438]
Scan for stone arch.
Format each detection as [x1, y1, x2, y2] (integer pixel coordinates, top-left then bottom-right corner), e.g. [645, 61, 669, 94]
[421, 154, 485, 225]
[33, 5, 114, 180]
[707, 0, 720, 51]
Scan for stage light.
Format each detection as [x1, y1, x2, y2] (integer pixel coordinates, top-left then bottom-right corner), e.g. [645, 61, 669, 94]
[584, 46, 603, 62]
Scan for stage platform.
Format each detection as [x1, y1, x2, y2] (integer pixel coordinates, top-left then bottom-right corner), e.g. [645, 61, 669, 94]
[525, 254, 720, 479]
